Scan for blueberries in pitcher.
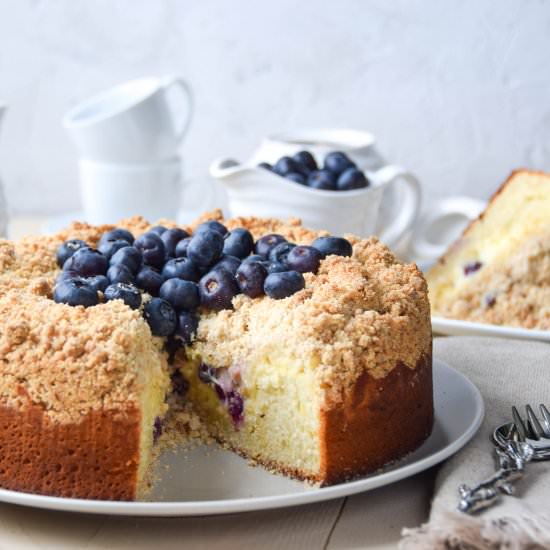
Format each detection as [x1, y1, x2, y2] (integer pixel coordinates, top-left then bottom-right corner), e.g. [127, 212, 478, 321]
[337, 167, 369, 191]
[268, 150, 369, 192]
[324, 151, 356, 175]
[308, 170, 336, 190]
[286, 172, 306, 185]
[292, 151, 317, 173]
[273, 156, 302, 177]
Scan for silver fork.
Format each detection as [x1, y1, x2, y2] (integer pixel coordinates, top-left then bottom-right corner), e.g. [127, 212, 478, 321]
[458, 404, 550, 514]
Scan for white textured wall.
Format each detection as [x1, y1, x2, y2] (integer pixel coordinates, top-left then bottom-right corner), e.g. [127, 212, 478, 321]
[1, 0, 550, 216]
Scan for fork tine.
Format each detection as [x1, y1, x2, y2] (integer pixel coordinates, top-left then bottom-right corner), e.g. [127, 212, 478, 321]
[512, 406, 528, 441]
[540, 404, 550, 437]
[526, 405, 544, 440]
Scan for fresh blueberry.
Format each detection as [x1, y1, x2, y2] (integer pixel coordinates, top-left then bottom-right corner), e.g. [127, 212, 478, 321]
[286, 245, 322, 273]
[85, 275, 110, 293]
[160, 278, 200, 310]
[56, 239, 87, 268]
[149, 225, 168, 236]
[241, 254, 265, 265]
[254, 234, 287, 258]
[311, 236, 353, 258]
[98, 238, 130, 260]
[337, 167, 369, 191]
[63, 247, 108, 277]
[161, 228, 189, 257]
[264, 261, 288, 274]
[53, 278, 99, 307]
[194, 220, 228, 237]
[174, 237, 191, 258]
[109, 246, 142, 273]
[223, 228, 254, 259]
[264, 271, 305, 299]
[99, 228, 134, 246]
[323, 151, 356, 175]
[134, 232, 166, 268]
[144, 298, 177, 336]
[162, 257, 201, 282]
[257, 162, 273, 171]
[285, 172, 306, 185]
[268, 242, 296, 265]
[135, 266, 164, 296]
[104, 282, 142, 309]
[235, 261, 267, 298]
[199, 269, 239, 311]
[273, 156, 301, 176]
[56, 269, 80, 284]
[187, 230, 224, 268]
[107, 263, 135, 285]
[308, 170, 337, 190]
[293, 150, 317, 173]
[175, 310, 199, 344]
[212, 255, 241, 276]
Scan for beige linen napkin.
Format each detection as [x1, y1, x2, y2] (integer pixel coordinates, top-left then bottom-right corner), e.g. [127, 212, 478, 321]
[401, 336, 550, 549]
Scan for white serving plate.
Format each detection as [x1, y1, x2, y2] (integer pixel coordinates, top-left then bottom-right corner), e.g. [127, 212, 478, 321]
[432, 316, 550, 343]
[0, 358, 483, 517]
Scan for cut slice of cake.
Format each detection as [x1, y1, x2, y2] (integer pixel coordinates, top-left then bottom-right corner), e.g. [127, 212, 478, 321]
[177, 219, 433, 483]
[0, 212, 433, 499]
[427, 170, 550, 330]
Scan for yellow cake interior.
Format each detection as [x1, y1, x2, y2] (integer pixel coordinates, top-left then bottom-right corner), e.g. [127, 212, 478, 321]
[177, 349, 323, 479]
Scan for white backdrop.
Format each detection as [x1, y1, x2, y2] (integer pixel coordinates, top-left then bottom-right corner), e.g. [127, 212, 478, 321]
[1, 0, 549, 216]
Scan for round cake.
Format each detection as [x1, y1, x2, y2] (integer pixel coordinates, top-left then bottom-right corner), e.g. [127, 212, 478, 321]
[0, 211, 433, 499]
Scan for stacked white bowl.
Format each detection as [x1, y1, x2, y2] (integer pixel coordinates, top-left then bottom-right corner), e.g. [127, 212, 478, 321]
[64, 76, 193, 225]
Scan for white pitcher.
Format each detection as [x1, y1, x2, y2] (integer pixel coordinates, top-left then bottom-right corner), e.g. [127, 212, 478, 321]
[0, 105, 7, 237]
[210, 128, 421, 245]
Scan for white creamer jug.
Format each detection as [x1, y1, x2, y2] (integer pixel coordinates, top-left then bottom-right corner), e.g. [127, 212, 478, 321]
[210, 128, 421, 246]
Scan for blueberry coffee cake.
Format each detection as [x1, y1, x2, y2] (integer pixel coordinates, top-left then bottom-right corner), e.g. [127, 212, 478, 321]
[0, 211, 433, 500]
[427, 170, 550, 330]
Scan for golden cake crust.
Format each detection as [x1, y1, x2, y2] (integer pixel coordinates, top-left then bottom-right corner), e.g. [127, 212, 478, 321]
[0, 390, 140, 500]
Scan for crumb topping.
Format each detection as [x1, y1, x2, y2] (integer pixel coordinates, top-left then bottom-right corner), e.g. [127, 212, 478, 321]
[0, 291, 168, 423]
[0, 211, 431, 416]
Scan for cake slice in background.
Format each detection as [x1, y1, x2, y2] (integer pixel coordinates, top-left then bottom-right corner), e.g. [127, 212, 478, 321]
[427, 170, 550, 330]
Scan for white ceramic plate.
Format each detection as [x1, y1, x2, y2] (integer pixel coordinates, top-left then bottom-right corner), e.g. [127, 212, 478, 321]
[0, 359, 482, 516]
[432, 316, 550, 343]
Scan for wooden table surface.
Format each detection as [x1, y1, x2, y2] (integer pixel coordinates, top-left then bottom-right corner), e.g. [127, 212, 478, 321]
[0, 217, 433, 550]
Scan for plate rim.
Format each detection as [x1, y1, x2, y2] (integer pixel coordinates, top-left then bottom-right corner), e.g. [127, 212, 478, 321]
[0, 358, 484, 516]
[432, 315, 550, 342]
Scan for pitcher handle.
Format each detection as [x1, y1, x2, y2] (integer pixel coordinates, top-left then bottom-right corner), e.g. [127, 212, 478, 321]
[161, 75, 193, 143]
[375, 165, 421, 247]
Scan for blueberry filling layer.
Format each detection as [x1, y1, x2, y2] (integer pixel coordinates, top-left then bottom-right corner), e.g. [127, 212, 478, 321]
[198, 362, 244, 428]
[153, 416, 163, 444]
[463, 261, 483, 276]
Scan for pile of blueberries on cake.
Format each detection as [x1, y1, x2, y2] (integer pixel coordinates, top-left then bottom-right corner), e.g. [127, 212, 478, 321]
[259, 150, 369, 191]
[54, 221, 353, 343]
